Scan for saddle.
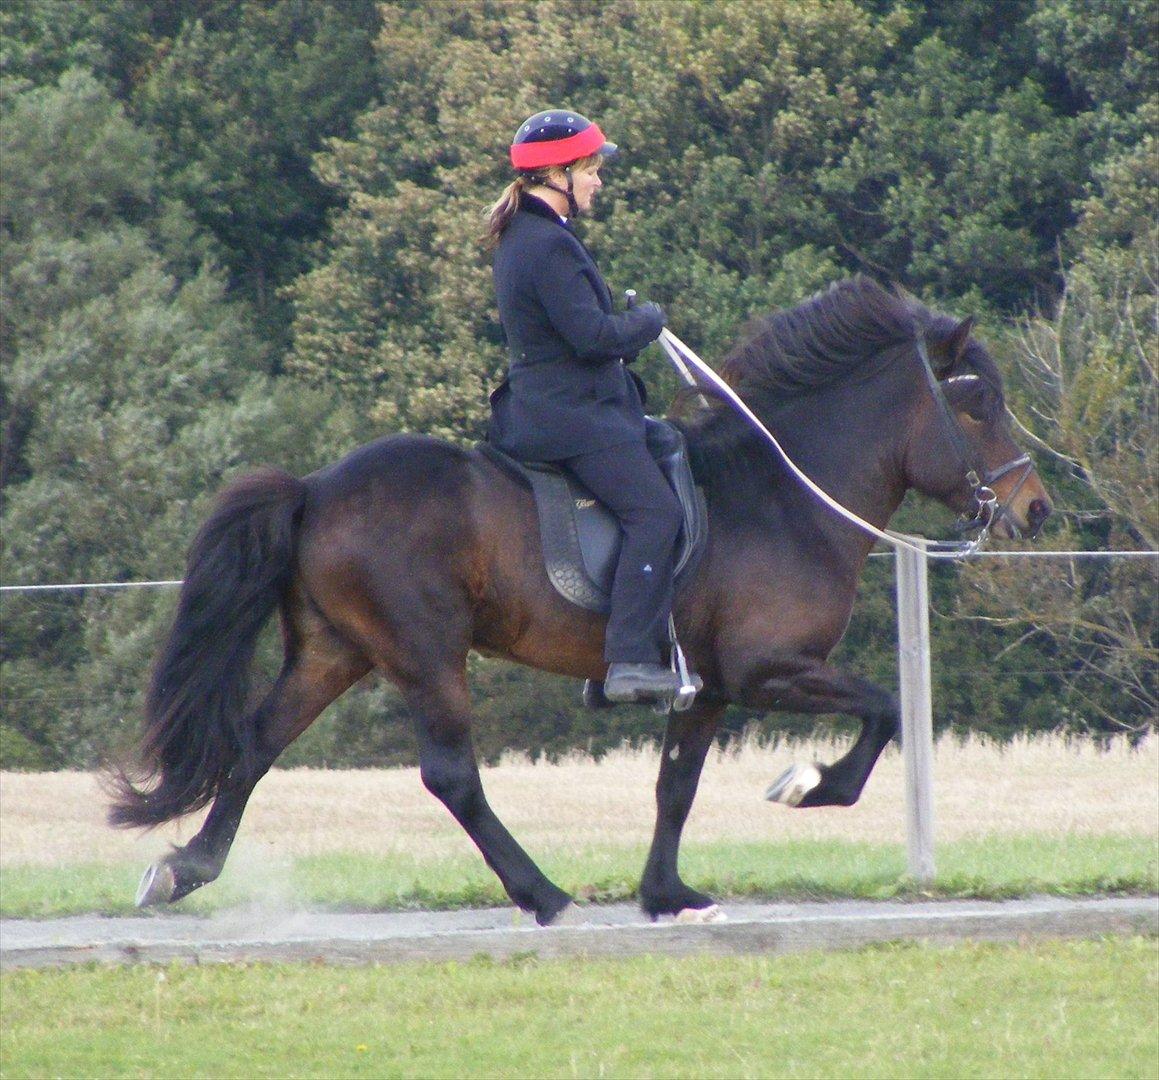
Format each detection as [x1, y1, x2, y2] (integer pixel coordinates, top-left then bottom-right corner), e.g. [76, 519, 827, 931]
[479, 418, 707, 613]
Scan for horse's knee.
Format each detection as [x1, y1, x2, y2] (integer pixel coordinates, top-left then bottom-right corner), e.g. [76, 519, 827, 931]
[420, 748, 482, 818]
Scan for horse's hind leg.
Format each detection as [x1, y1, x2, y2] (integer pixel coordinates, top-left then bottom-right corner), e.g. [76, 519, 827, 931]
[758, 664, 898, 809]
[639, 700, 726, 920]
[138, 621, 369, 906]
[405, 672, 573, 926]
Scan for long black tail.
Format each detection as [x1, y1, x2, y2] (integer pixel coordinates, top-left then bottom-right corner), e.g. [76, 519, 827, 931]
[109, 468, 308, 828]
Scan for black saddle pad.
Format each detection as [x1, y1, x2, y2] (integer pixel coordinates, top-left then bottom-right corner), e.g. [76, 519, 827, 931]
[479, 419, 707, 613]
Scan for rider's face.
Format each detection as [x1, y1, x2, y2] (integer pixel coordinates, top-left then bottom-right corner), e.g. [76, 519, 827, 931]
[569, 160, 603, 213]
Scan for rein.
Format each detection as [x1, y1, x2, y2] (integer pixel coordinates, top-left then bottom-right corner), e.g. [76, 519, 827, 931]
[657, 327, 1023, 561]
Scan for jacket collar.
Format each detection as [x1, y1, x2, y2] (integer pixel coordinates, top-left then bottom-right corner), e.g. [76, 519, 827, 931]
[520, 192, 572, 231]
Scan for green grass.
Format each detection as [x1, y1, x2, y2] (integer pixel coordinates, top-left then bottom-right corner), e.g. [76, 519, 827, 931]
[2, 835, 1154, 918]
[1, 938, 1155, 1078]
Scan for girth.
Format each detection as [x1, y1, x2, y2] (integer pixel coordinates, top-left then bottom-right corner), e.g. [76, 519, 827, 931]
[479, 418, 708, 613]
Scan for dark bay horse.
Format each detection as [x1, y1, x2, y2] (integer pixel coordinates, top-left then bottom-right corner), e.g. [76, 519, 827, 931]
[111, 277, 1052, 924]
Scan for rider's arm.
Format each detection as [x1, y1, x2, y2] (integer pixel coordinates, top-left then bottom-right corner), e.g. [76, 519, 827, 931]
[533, 234, 663, 362]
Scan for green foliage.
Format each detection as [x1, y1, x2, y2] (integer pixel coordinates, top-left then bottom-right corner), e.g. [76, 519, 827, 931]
[0, 69, 366, 767]
[0, 0, 155, 93]
[1030, 0, 1158, 114]
[950, 135, 1159, 736]
[131, 1, 381, 338]
[825, 36, 1094, 307]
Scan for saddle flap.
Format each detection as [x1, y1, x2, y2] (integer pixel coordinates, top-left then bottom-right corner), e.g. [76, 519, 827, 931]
[480, 419, 707, 614]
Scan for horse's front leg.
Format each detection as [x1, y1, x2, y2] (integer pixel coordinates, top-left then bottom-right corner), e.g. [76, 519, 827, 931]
[639, 700, 726, 920]
[742, 663, 899, 809]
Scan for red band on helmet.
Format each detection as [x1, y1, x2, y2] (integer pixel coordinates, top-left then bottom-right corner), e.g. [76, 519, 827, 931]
[510, 123, 608, 170]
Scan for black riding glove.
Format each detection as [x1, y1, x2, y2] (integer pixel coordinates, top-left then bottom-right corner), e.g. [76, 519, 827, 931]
[623, 301, 665, 365]
[637, 301, 667, 328]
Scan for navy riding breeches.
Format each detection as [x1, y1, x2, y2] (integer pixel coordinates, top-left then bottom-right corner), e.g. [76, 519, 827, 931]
[560, 440, 683, 665]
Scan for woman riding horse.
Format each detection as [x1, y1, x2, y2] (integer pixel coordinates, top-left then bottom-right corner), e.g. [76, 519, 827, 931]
[486, 109, 687, 704]
[112, 271, 1052, 926]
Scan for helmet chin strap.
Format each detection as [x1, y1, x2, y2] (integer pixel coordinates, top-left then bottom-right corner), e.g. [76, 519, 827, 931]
[540, 166, 579, 217]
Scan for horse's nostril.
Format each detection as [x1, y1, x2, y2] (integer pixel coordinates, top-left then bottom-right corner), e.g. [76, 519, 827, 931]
[1028, 498, 1052, 526]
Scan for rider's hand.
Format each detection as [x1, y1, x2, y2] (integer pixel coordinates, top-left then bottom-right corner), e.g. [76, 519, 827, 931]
[637, 300, 667, 328]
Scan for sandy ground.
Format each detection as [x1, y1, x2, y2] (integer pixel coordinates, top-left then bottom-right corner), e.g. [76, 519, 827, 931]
[2, 734, 1155, 868]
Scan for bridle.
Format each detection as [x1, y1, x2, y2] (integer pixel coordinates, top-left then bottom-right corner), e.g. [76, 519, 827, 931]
[914, 333, 1033, 541]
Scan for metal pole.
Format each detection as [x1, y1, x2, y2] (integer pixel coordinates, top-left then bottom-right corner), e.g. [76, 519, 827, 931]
[896, 543, 936, 884]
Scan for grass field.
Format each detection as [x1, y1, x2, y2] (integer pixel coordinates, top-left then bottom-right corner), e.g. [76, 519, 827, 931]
[2, 734, 1156, 917]
[2, 938, 1156, 1078]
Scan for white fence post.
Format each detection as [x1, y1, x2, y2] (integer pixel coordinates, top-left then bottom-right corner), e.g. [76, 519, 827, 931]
[896, 543, 936, 884]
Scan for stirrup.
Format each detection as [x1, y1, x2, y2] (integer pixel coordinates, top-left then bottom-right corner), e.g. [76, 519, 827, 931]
[659, 616, 701, 714]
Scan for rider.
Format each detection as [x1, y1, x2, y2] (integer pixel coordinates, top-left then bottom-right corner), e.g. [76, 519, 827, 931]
[485, 109, 684, 704]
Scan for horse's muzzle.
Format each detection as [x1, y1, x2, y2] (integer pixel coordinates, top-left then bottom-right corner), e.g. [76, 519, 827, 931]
[1026, 496, 1052, 537]
[992, 493, 1052, 540]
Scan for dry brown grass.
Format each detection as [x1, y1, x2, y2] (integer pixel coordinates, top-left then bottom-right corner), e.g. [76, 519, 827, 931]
[1, 734, 1155, 868]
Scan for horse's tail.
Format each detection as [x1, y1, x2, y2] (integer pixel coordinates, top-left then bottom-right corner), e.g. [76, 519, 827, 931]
[108, 467, 308, 829]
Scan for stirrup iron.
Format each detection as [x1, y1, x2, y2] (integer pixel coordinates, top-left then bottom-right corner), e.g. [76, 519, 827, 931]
[658, 615, 700, 714]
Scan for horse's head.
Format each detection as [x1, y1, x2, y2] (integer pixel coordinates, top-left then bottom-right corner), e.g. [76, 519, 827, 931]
[905, 315, 1052, 540]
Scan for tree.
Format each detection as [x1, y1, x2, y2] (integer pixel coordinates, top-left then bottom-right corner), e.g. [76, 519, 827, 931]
[286, 0, 904, 436]
[1030, 0, 1158, 116]
[3, 0, 1155, 766]
[951, 131, 1158, 737]
[824, 33, 1096, 310]
[131, 0, 381, 341]
[0, 70, 365, 767]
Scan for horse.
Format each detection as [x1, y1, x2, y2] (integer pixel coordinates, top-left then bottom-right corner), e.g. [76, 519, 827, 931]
[110, 276, 1052, 924]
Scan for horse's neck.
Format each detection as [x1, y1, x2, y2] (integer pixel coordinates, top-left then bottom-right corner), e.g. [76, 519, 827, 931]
[700, 387, 912, 570]
[769, 390, 909, 524]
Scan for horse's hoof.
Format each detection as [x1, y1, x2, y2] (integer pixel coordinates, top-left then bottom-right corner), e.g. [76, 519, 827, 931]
[544, 901, 587, 927]
[135, 862, 176, 908]
[675, 904, 727, 924]
[765, 763, 822, 807]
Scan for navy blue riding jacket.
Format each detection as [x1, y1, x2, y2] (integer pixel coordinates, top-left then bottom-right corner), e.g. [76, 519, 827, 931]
[488, 195, 664, 461]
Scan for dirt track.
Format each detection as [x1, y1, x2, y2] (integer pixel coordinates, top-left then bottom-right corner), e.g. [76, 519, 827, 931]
[3, 897, 1155, 970]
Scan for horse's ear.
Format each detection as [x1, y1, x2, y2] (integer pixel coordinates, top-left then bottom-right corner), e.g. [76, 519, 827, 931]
[947, 316, 975, 365]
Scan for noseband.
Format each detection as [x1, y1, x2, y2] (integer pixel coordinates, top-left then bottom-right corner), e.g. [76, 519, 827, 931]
[914, 334, 1033, 541]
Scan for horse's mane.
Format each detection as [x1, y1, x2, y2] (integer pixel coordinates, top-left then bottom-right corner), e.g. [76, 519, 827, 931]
[721, 276, 917, 394]
[679, 276, 1004, 493]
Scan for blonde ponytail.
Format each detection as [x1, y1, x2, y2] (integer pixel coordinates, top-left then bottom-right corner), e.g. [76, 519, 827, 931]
[484, 176, 528, 248]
